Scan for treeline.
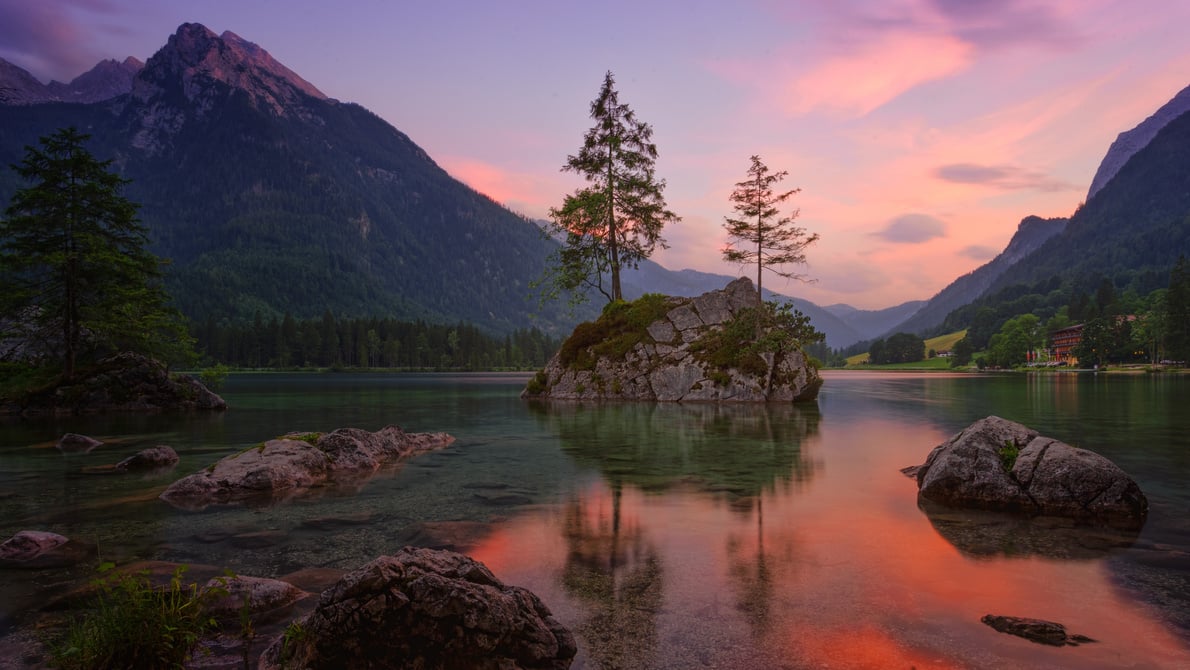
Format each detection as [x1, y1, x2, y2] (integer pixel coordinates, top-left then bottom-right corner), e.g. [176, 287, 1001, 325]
[867, 333, 926, 364]
[192, 312, 563, 370]
[967, 255, 1190, 368]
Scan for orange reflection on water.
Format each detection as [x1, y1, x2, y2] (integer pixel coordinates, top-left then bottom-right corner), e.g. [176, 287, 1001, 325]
[469, 413, 1189, 669]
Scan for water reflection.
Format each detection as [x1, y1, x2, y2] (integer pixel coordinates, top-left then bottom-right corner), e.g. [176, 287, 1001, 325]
[528, 401, 821, 499]
[918, 500, 1141, 560]
[560, 486, 663, 668]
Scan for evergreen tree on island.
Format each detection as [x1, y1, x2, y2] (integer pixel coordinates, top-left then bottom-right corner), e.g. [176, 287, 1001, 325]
[0, 127, 193, 381]
[541, 71, 680, 305]
[722, 155, 818, 307]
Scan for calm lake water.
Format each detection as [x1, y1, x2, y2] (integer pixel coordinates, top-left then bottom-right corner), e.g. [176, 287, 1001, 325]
[1, 370, 1188, 668]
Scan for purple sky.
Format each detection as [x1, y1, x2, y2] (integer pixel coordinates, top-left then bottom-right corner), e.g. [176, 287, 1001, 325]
[3, 0, 1189, 309]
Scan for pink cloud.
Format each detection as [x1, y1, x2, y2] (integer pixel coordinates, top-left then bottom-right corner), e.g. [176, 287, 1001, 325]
[784, 31, 973, 117]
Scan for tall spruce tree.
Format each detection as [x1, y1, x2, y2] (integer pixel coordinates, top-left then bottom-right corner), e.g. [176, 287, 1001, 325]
[723, 155, 818, 306]
[0, 127, 192, 380]
[543, 71, 679, 304]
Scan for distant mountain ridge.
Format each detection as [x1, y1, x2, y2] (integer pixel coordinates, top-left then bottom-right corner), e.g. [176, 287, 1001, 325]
[0, 56, 142, 105]
[884, 215, 1067, 337]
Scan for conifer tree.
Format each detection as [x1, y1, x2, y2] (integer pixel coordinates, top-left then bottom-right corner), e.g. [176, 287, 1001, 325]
[723, 155, 818, 306]
[543, 71, 679, 304]
[0, 127, 192, 380]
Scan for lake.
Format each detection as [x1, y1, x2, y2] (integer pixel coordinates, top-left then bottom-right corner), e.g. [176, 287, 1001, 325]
[1, 370, 1188, 668]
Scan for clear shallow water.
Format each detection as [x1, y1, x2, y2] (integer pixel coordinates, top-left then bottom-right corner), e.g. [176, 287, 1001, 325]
[1, 371, 1188, 668]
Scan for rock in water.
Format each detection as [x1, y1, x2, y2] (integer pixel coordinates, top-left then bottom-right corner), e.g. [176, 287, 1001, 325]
[523, 277, 821, 402]
[57, 433, 103, 452]
[0, 530, 96, 569]
[911, 416, 1147, 528]
[159, 426, 454, 510]
[116, 445, 179, 471]
[258, 547, 576, 670]
[981, 614, 1096, 646]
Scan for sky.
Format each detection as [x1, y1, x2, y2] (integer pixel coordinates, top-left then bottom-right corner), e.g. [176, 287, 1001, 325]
[2, 0, 1189, 310]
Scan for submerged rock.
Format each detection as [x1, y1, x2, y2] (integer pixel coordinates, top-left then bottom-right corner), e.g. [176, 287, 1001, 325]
[56, 433, 103, 452]
[159, 426, 453, 510]
[0, 530, 96, 569]
[258, 547, 576, 670]
[981, 614, 1096, 646]
[523, 278, 821, 403]
[115, 445, 179, 471]
[910, 416, 1147, 528]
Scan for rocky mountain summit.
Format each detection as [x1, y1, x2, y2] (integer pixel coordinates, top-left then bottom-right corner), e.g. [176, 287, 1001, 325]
[1087, 82, 1190, 201]
[523, 278, 822, 403]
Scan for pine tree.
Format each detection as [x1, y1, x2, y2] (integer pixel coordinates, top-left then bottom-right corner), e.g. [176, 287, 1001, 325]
[0, 127, 192, 380]
[543, 71, 679, 304]
[723, 155, 818, 306]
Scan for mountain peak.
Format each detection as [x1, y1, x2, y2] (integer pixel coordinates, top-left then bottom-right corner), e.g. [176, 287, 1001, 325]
[1087, 83, 1190, 202]
[133, 22, 327, 114]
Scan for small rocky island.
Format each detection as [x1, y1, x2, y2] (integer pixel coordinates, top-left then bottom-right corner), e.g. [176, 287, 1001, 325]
[907, 416, 1148, 528]
[0, 352, 226, 415]
[523, 278, 822, 402]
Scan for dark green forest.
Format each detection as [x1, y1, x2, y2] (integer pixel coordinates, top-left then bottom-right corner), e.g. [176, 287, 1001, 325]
[193, 313, 562, 370]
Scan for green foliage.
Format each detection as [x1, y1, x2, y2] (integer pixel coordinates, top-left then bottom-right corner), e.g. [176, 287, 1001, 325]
[722, 155, 818, 303]
[525, 370, 549, 396]
[1167, 256, 1190, 362]
[198, 363, 229, 391]
[50, 563, 221, 670]
[950, 337, 974, 367]
[868, 332, 925, 364]
[285, 432, 322, 445]
[0, 362, 60, 401]
[540, 71, 679, 304]
[557, 293, 672, 370]
[0, 128, 194, 379]
[998, 440, 1020, 472]
[691, 301, 823, 383]
[984, 314, 1042, 368]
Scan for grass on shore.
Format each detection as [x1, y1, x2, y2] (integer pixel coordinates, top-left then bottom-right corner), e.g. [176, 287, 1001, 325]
[845, 330, 967, 369]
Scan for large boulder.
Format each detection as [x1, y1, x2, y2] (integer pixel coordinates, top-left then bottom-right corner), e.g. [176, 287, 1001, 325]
[159, 426, 454, 510]
[523, 278, 821, 403]
[911, 416, 1147, 528]
[258, 547, 576, 670]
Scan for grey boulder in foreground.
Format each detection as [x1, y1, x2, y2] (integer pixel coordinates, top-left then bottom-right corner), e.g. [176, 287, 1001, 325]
[259, 546, 576, 670]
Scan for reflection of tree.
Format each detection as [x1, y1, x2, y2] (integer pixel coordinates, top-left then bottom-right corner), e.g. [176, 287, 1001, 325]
[725, 497, 772, 636]
[560, 483, 663, 668]
[529, 401, 821, 500]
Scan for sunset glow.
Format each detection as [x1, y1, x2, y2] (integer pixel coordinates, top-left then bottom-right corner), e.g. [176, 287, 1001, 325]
[3, 0, 1189, 308]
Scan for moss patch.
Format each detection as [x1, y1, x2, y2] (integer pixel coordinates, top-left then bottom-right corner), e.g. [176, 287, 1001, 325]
[998, 440, 1021, 471]
[557, 294, 672, 370]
